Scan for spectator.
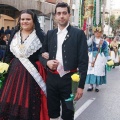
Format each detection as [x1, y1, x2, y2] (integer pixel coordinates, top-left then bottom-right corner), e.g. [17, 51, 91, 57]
[0, 34, 8, 45]
[5, 26, 11, 35]
[0, 27, 5, 36]
[11, 27, 15, 35]
[0, 34, 8, 61]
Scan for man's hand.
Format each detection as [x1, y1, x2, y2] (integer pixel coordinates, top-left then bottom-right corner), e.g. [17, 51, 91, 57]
[99, 39, 103, 45]
[42, 52, 49, 59]
[74, 88, 84, 101]
[47, 60, 59, 70]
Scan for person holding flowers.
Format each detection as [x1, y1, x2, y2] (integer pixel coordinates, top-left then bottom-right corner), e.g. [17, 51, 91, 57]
[86, 0, 111, 92]
[86, 28, 111, 92]
[39, 2, 88, 120]
[0, 9, 49, 120]
[110, 36, 119, 68]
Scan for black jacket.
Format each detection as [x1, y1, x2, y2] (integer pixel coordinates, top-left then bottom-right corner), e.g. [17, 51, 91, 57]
[0, 40, 6, 45]
[39, 25, 88, 89]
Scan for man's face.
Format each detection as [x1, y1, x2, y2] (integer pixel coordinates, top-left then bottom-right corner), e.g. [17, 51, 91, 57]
[55, 7, 70, 27]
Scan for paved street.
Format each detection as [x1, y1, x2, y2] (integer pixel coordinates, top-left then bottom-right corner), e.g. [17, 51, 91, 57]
[75, 66, 120, 120]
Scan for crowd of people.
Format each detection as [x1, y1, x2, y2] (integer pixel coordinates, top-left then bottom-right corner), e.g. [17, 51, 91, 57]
[0, 2, 120, 120]
[0, 26, 14, 36]
[0, 26, 15, 61]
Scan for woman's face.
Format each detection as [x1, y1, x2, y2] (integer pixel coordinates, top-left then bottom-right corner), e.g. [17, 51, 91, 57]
[94, 31, 102, 38]
[20, 13, 34, 31]
[3, 35, 7, 41]
[113, 37, 119, 42]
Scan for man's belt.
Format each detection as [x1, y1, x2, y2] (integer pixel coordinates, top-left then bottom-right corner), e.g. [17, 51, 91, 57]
[48, 69, 77, 74]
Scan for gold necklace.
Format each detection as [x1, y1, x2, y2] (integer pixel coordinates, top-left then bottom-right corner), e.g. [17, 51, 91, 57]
[19, 31, 29, 51]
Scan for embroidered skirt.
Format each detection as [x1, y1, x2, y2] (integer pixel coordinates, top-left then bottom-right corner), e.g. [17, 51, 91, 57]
[0, 58, 42, 120]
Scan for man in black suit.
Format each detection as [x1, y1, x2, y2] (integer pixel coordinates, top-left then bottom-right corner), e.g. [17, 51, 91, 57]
[39, 2, 88, 120]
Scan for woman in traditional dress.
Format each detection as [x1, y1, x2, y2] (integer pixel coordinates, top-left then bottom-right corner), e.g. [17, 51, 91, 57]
[118, 37, 120, 63]
[86, 30, 110, 92]
[0, 9, 49, 120]
[110, 36, 119, 67]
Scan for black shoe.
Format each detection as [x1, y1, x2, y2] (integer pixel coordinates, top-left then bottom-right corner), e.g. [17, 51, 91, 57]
[87, 87, 93, 91]
[112, 66, 115, 69]
[95, 88, 99, 92]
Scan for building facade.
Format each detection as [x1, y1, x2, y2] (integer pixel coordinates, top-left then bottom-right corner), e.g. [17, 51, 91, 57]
[0, 0, 80, 32]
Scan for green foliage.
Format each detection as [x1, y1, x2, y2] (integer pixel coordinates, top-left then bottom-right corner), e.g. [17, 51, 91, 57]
[105, 15, 115, 26]
[116, 16, 120, 27]
[0, 71, 7, 88]
[105, 15, 120, 34]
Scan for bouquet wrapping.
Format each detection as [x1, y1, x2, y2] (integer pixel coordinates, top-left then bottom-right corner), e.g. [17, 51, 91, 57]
[0, 62, 9, 88]
[65, 73, 80, 111]
[65, 73, 80, 101]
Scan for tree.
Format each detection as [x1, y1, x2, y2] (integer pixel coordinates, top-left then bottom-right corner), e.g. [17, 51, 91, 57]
[105, 15, 115, 27]
[105, 15, 120, 35]
[114, 16, 120, 35]
[116, 16, 120, 28]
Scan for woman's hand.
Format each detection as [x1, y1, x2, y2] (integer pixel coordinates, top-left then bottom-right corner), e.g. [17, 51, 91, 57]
[42, 52, 49, 59]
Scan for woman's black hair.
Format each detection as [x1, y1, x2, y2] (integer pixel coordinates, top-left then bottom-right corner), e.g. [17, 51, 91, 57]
[11, 9, 45, 43]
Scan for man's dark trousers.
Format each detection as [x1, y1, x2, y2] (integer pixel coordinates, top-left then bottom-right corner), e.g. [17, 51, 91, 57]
[46, 71, 74, 120]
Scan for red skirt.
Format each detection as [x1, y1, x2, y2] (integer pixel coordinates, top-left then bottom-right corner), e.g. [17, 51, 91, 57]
[0, 58, 49, 120]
